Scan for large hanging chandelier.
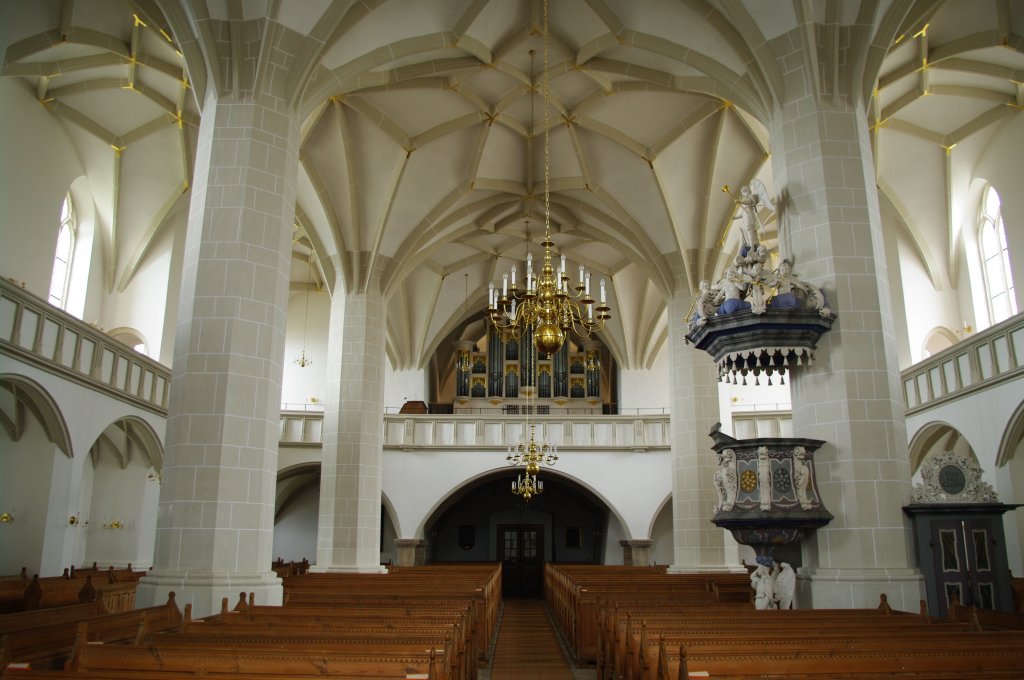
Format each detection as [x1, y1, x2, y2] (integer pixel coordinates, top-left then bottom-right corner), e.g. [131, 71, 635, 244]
[486, 0, 610, 356]
[508, 423, 558, 501]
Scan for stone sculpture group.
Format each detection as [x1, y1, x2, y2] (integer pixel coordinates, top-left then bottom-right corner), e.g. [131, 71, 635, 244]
[750, 561, 796, 609]
[689, 181, 830, 328]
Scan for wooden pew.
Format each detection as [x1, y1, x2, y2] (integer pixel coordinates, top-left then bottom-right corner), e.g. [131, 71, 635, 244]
[63, 635, 451, 680]
[588, 593, 1024, 680]
[0, 575, 136, 615]
[0, 593, 180, 671]
[282, 564, 501, 665]
[544, 564, 751, 666]
[0, 603, 105, 639]
[656, 633, 1024, 680]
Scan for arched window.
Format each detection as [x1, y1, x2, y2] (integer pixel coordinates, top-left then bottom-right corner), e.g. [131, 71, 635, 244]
[979, 186, 1016, 324]
[48, 194, 76, 309]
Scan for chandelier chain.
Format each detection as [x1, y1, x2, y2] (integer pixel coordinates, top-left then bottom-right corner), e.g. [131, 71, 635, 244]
[484, 0, 611, 356]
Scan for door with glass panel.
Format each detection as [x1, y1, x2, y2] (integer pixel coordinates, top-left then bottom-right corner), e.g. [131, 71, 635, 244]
[497, 524, 544, 598]
[932, 518, 999, 615]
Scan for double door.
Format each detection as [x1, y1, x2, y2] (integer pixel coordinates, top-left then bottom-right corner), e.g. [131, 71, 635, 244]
[498, 524, 544, 598]
[932, 518, 999, 614]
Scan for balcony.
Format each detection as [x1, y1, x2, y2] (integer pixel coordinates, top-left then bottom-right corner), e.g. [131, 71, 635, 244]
[901, 313, 1024, 415]
[0, 277, 170, 414]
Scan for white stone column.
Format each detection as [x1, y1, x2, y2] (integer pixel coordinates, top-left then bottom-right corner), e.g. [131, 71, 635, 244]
[314, 276, 387, 572]
[769, 36, 924, 609]
[136, 89, 300, 616]
[667, 289, 739, 572]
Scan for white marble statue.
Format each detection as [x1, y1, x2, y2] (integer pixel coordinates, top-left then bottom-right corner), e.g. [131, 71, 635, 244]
[757, 446, 772, 510]
[775, 562, 795, 609]
[693, 279, 724, 328]
[731, 182, 774, 252]
[750, 564, 777, 610]
[792, 446, 813, 509]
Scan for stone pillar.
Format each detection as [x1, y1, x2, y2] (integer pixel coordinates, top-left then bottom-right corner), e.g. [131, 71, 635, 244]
[626, 539, 654, 567]
[667, 288, 740, 572]
[136, 88, 300, 616]
[619, 540, 633, 566]
[394, 539, 427, 567]
[314, 276, 388, 572]
[768, 31, 924, 609]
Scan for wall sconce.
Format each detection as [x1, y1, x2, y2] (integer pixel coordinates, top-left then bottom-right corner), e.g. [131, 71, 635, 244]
[68, 514, 88, 527]
[0, 512, 14, 523]
[103, 520, 125, 530]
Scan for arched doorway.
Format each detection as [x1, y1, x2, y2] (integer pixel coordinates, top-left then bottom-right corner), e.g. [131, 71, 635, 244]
[274, 465, 400, 567]
[424, 471, 612, 598]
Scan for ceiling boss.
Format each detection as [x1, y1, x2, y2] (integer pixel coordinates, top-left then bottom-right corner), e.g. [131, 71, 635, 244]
[485, 0, 611, 355]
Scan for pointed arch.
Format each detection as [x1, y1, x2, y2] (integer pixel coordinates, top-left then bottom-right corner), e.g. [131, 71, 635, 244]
[0, 374, 73, 458]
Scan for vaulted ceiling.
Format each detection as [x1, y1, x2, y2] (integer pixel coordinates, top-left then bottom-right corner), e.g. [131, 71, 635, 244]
[2, 0, 1021, 372]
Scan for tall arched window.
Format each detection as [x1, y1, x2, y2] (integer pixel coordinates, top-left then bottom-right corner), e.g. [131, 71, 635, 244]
[979, 186, 1016, 324]
[48, 194, 76, 309]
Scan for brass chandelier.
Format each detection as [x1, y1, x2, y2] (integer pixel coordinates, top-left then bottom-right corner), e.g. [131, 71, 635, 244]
[508, 422, 558, 501]
[486, 0, 610, 356]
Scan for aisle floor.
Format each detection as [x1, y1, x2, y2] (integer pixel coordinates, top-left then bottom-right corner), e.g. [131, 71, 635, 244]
[485, 599, 593, 680]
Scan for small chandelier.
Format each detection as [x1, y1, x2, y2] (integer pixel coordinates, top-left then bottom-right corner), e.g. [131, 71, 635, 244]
[508, 423, 558, 501]
[294, 253, 316, 368]
[485, 5, 610, 356]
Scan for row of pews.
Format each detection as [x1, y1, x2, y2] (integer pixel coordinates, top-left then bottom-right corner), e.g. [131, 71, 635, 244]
[545, 564, 1024, 679]
[1, 563, 502, 680]
[545, 563, 752, 667]
[0, 565, 147, 616]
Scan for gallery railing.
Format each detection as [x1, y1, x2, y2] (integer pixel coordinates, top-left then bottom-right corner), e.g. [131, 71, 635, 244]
[0, 277, 170, 414]
[279, 409, 671, 451]
[901, 312, 1024, 416]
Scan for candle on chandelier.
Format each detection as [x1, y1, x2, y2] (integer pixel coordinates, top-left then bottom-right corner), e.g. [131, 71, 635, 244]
[579, 266, 584, 285]
[600, 278, 606, 304]
[511, 265, 517, 288]
[489, 282, 495, 307]
[585, 273, 590, 295]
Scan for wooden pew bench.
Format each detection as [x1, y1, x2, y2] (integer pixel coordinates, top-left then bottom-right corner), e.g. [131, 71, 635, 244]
[0, 603, 104, 638]
[177, 606, 475, 680]
[655, 634, 1024, 680]
[602, 613, 967, 679]
[543, 563, 752, 665]
[0, 593, 180, 670]
[64, 637, 453, 680]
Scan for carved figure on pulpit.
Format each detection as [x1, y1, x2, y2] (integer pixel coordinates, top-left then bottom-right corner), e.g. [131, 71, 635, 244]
[731, 182, 774, 256]
[775, 562, 795, 609]
[717, 449, 737, 511]
[718, 267, 750, 315]
[757, 446, 772, 510]
[751, 564, 776, 609]
[792, 446, 813, 509]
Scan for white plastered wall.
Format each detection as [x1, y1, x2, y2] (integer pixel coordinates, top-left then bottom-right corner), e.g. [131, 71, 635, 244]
[0, 357, 165, 576]
[381, 447, 672, 544]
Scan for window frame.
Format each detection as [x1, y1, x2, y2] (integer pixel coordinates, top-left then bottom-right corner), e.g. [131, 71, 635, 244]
[48, 193, 76, 310]
[978, 185, 1016, 325]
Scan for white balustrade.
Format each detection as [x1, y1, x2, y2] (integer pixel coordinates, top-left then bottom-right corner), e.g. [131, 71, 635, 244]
[0, 278, 170, 413]
[901, 313, 1024, 415]
[279, 410, 670, 451]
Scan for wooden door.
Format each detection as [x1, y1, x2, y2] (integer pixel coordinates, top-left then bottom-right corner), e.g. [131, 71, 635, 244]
[498, 524, 544, 598]
[932, 518, 1000, 615]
